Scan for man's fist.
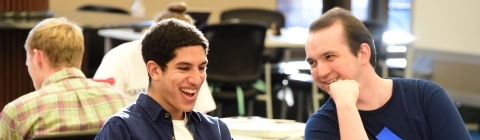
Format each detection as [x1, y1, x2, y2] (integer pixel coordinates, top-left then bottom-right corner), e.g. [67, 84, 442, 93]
[329, 79, 360, 105]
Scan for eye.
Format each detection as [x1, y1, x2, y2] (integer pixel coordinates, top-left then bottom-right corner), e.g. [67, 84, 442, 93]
[178, 67, 189, 71]
[325, 55, 334, 60]
[199, 66, 207, 71]
[307, 61, 317, 67]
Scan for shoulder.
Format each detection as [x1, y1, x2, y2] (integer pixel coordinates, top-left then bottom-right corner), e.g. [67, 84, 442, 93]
[305, 98, 340, 138]
[3, 90, 45, 114]
[8, 90, 43, 107]
[105, 104, 139, 124]
[96, 109, 135, 139]
[394, 78, 442, 89]
[197, 112, 224, 126]
[393, 78, 444, 95]
[196, 113, 231, 137]
[103, 40, 142, 60]
[74, 79, 132, 102]
[0, 90, 48, 126]
[307, 98, 338, 127]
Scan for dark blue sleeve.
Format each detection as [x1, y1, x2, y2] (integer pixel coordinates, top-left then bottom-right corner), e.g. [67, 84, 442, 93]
[217, 119, 234, 140]
[423, 82, 472, 140]
[304, 112, 340, 140]
[95, 117, 132, 140]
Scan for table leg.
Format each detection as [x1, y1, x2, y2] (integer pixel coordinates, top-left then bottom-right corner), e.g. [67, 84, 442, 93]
[404, 47, 414, 78]
[312, 82, 319, 111]
[265, 62, 273, 119]
[104, 37, 112, 55]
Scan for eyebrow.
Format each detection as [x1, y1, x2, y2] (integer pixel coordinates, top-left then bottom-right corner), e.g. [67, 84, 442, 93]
[175, 61, 208, 66]
[305, 50, 336, 61]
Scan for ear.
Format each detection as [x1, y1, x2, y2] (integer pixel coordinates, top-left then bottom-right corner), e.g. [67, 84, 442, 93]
[146, 60, 163, 81]
[358, 43, 371, 66]
[32, 49, 45, 69]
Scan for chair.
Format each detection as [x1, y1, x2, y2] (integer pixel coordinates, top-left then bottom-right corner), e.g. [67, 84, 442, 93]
[77, 4, 130, 15]
[186, 11, 211, 30]
[220, 8, 285, 31]
[30, 131, 98, 140]
[363, 21, 387, 77]
[201, 22, 267, 117]
[220, 8, 286, 64]
[278, 72, 326, 122]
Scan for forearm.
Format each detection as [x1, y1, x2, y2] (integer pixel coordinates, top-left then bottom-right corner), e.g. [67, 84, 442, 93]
[336, 103, 368, 140]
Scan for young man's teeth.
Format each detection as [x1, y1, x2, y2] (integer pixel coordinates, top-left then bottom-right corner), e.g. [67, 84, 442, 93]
[181, 88, 196, 94]
[327, 78, 339, 84]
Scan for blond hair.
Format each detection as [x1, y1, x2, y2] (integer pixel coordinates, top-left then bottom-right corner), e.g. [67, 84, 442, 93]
[26, 17, 84, 68]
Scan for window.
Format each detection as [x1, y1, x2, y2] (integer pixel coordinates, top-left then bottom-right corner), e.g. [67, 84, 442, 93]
[277, 0, 412, 33]
[388, 0, 411, 33]
[277, 0, 323, 28]
[351, 0, 370, 21]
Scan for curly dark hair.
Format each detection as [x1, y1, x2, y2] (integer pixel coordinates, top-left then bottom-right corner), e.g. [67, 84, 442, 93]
[141, 18, 209, 81]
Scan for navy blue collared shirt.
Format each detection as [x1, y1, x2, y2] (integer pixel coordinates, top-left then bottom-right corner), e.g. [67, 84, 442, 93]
[95, 93, 233, 140]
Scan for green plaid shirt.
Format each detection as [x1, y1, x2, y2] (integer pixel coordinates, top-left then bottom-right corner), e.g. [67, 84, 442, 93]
[0, 68, 131, 140]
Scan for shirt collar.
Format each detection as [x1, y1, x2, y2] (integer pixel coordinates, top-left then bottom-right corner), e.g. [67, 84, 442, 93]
[41, 68, 86, 87]
[136, 93, 202, 123]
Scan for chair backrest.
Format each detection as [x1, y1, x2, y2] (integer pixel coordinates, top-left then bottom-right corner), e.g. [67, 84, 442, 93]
[30, 131, 98, 140]
[220, 8, 285, 29]
[201, 22, 267, 83]
[77, 4, 130, 15]
[186, 11, 211, 29]
[363, 21, 386, 60]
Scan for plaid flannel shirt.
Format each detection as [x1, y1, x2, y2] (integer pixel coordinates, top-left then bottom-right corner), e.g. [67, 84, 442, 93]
[0, 68, 131, 140]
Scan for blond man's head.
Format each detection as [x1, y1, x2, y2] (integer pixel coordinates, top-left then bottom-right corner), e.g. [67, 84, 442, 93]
[26, 17, 84, 68]
[25, 17, 84, 90]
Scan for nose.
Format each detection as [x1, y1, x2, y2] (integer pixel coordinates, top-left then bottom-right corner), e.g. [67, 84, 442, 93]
[312, 62, 331, 80]
[188, 70, 204, 87]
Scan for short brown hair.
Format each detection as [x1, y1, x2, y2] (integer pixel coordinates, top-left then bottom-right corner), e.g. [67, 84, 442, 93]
[26, 17, 84, 68]
[309, 7, 376, 67]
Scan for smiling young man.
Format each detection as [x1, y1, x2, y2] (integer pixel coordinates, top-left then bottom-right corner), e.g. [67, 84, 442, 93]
[304, 8, 471, 140]
[95, 19, 233, 140]
[93, 2, 217, 114]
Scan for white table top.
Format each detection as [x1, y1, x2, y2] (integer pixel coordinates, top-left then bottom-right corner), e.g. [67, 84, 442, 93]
[221, 117, 305, 140]
[97, 28, 307, 48]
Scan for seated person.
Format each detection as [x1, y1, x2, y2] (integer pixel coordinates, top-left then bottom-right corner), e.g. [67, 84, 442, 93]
[304, 7, 472, 140]
[94, 2, 216, 114]
[95, 18, 233, 140]
[0, 18, 131, 140]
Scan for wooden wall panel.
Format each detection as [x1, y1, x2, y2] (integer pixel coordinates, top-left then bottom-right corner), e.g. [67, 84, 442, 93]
[0, 0, 49, 12]
[0, 29, 36, 109]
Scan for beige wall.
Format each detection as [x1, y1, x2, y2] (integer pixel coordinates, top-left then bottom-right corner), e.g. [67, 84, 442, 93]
[412, 0, 480, 55]
[49, 0, 276, 24]
[410, 0, 480, 98]
[432, 60, 480, 94]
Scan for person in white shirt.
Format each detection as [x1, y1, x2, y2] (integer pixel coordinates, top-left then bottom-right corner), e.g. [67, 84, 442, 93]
[94, 2, 216, 113]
